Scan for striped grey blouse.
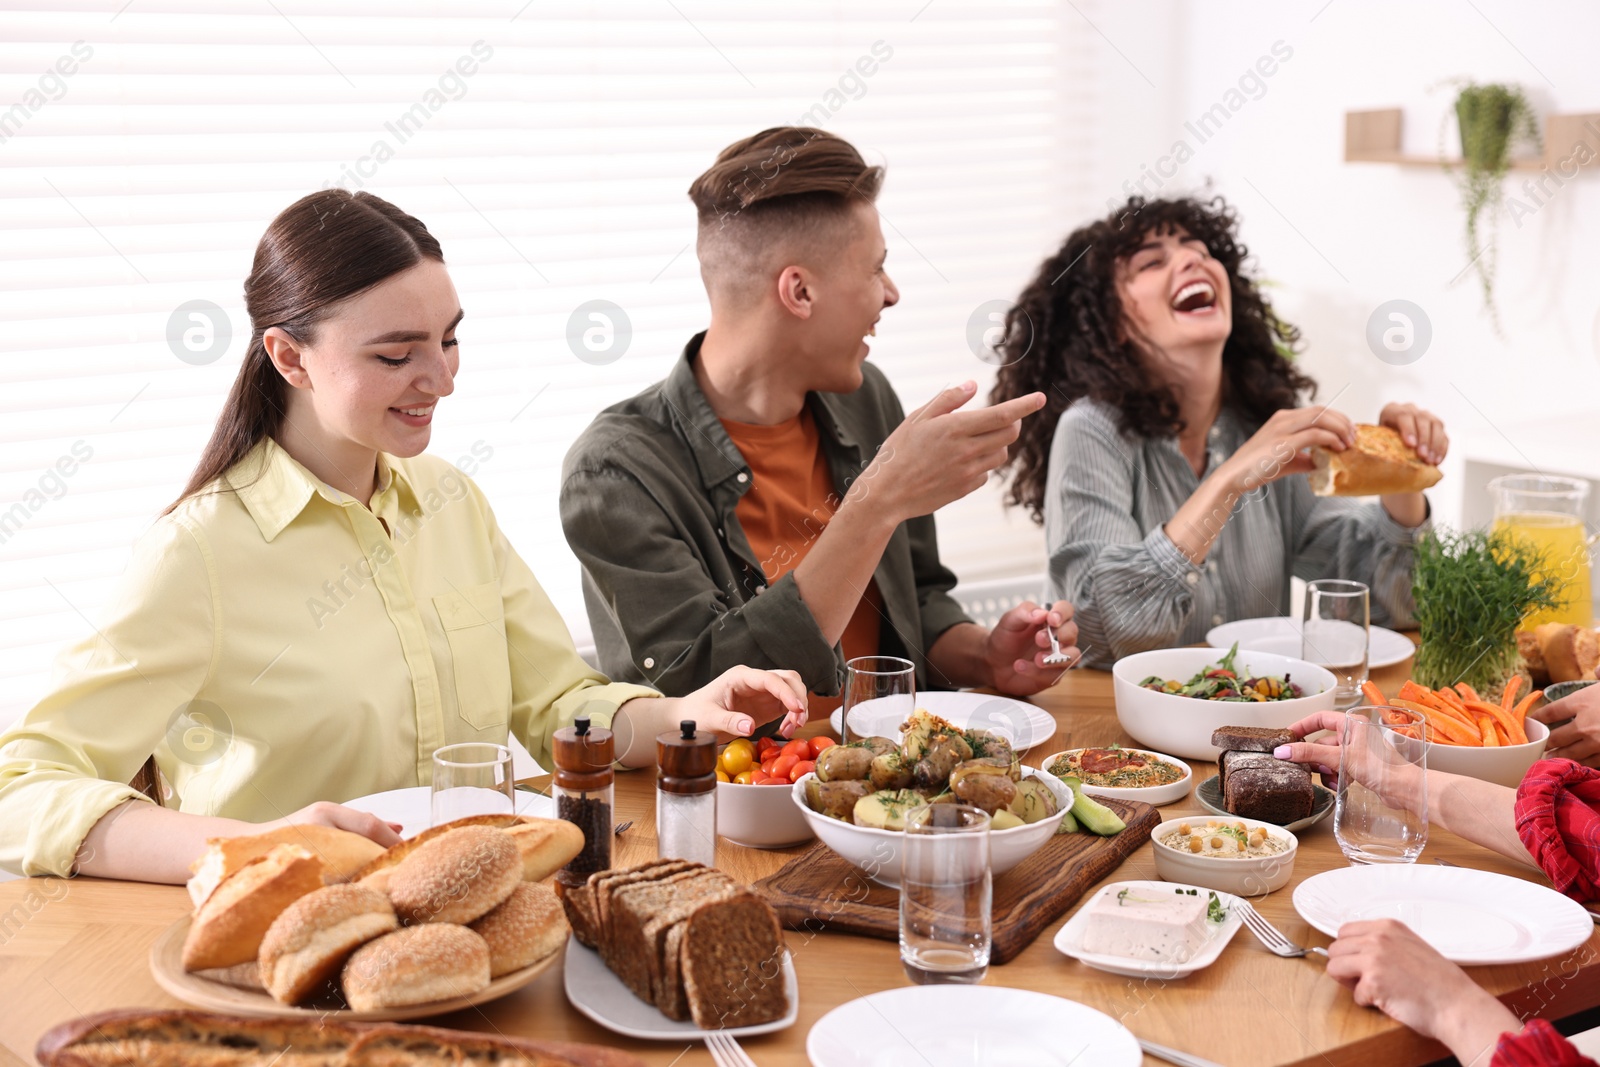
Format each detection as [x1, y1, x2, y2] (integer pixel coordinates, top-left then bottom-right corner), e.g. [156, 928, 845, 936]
[1043, 399, 1427, 669]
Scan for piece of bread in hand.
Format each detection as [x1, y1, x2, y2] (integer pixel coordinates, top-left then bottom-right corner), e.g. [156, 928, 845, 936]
[1308, 424, 1442, 497]
[181, 844, 324, 972]
[187, 825, 386, 910]
[1537, 622, 1600, 684]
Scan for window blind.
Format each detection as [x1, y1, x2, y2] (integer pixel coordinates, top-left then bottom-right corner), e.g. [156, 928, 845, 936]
[0, 0, 1100, 724]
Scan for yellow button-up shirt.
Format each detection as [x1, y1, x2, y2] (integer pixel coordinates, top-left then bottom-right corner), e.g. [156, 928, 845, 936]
[0, 438, 658, 877]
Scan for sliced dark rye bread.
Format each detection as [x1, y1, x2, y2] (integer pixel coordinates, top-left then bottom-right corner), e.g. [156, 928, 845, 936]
[594, 860, 698, 938]
[1218, 748, 1284, 791]
[1223, 760, 1314, 823]
[679, 890, 789, 1030]
[609, 870, 735, 1004]
[653, 884, 746, 1021]
[563, 859, 695, 950]
[1210, 726, 1294, 755]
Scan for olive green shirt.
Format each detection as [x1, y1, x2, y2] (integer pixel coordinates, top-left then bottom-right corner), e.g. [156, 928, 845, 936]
[560, 333, 972, 698]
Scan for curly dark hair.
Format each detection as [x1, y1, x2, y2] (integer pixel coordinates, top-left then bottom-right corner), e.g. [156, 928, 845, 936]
[989, 195, 1315, 523]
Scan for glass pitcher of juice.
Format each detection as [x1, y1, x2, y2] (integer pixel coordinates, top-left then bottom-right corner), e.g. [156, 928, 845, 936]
[1489, 473, 1594, 627]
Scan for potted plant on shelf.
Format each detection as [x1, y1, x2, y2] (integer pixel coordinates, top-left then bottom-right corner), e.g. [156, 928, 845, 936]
[1446, 81, 1540, 328]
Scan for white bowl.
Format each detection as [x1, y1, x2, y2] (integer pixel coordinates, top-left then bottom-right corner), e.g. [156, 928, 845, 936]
[1037, 748, 1193, 806]
[789, 768, 1074, 888]
[1424, 717, 1549, 788]
[1112, 648, 1337, 761]
[717, 778, 815, 849]
[1150, 816, 1298, 897]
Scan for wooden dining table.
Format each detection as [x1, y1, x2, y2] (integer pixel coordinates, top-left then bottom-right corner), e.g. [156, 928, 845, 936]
[2, 652, 1597, 1067]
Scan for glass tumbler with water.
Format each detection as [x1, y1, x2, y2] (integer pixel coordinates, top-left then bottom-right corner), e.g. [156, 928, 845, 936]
[899, 803, 992, 985]
[841, 655, 914, 745]
[1333, 705, 1428, 865]
[1303, 579, 1370, 709]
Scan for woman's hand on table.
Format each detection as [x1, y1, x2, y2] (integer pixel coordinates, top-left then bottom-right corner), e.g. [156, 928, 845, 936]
[1326, 919, 1521, 1061]
[258, 801, 403, 848]
[1529, 680, 1600, 768]
[986, 601, 1080, 695]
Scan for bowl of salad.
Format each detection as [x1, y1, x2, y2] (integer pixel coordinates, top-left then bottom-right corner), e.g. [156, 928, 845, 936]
[1111, 645, 1336, 761]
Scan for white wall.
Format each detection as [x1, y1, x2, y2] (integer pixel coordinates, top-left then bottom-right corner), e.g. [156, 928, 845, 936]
[1092, 0, 1600, 531]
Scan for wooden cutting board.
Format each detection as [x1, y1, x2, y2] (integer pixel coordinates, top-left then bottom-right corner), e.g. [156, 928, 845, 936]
[751, 796, 1159, 965]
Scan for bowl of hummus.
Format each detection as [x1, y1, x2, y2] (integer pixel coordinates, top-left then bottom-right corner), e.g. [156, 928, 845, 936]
[1150, 816, 1298, 896]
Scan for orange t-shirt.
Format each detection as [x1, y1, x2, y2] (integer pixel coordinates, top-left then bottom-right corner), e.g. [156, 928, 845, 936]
[721, 408, 883, 710]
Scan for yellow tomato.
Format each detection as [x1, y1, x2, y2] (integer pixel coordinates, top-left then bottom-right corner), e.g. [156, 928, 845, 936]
[733, 770, 754, 786]
[716, 768, 730, 783]
[719, 739, 755, 777]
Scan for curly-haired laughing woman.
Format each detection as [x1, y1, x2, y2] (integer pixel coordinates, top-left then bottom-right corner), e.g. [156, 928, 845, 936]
[990, 196, 1447, 668]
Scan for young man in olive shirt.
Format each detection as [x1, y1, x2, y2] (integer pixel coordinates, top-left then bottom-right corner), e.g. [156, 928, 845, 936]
[560, 127, 1078, 704]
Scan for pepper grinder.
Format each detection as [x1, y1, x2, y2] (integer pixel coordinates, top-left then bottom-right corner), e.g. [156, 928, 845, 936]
[552, 715, 614, 892]
[656, 719, 717, 866]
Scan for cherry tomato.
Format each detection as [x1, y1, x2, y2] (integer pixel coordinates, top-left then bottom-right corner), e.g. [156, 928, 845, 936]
[715, 768, 730, 783]
[808, 736, 836, 759]
[789, 759, 815, 783]
[758, 776, 791, 785]
[770, 753, 799, 780]
[760, 756, 779, 777]
[719, 739, 754, 777]
[734, 770, 754, 785]
[780, 739, 810, 761]
[756, 736, 781, 758]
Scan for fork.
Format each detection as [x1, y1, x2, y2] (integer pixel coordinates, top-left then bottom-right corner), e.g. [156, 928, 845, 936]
[1238, 901, 1328, 960]
[1043, 626, 1077, 667]
[704, 1031, 758, 1067]
[613, 819, 633, 837]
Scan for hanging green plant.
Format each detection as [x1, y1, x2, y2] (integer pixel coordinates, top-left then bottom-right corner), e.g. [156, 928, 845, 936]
[1446, 82, 1540, 327]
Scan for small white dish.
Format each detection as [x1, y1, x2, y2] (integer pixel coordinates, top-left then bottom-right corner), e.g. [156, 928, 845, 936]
[340, 785, 552, 839]
[562, 936, 797, 1039]
[1293, 864, 1592, 965]
[1054, 880, 1244, 979]
[806, 985, 1141, 1067]
[1149, 815, 1298, 897]
[1194, 775, 1334, 833]
[717, 778, 813, 849]
[1206, 616, 1415, 670]
[1037, 747, 1193, 805]
[828, 690, 1057, 751]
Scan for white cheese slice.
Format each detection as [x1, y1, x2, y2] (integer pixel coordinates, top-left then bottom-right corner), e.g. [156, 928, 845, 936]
[1080, 887, 1209, 962]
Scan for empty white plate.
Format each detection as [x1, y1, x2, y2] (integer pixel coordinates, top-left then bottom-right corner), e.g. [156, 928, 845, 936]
[1206, 617, 1415, 671]
[807, 985, 1140, 1067]
[562, 936, 797, 1039]
[340, 786, 552, 839]
[828, 690, 1057, 751]
[1293, 864, 1592, 965]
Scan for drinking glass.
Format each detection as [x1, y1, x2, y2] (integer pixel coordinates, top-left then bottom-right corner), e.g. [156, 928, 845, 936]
[431, 743, 515, 826]
[900, 803, 992, 984]
[1490, 473, 1594, 627]
[1333, 706, 1428, 865]
[1303, 579, 1370, 709]
[841, 655, 915, 745]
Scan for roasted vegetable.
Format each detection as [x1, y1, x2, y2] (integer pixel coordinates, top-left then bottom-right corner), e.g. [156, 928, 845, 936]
[964, 730, 1015, 767]
[990, 809, 1025, 830]
[815, 744, 872, 783]
[856, 736, 899, 759]
[1008, 778, 1060, 824]
[912, 733, 972, 790]
[868, 751, 914, 791]
[853, 789, 927, 831]
[948, 762, 1017, 813]
[805, 777, 872, 821]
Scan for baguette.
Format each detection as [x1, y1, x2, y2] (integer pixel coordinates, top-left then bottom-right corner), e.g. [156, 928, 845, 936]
[181, 845, 324, 972]
[187, 825, 386, 909]
[354, 814, 582, 890]
[35, 1008, 648, 1066]
[1308, 424, 1441, 497]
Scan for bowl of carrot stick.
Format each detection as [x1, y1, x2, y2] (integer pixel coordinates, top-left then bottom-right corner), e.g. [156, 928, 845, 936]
[1359, 678, 1548, 788]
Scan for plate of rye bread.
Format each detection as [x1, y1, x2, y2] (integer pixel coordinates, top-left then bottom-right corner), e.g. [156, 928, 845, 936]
[560, 859, 798, 1038]
[152, 813, 584, 1020]
[1195, 726, 1333, 832]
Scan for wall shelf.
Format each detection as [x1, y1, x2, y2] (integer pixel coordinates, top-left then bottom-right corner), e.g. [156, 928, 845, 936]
[1344, 107, 1600, 174]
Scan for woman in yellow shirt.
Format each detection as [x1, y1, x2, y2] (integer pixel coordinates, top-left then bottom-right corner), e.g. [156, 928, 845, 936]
[0, 190, 806, 884]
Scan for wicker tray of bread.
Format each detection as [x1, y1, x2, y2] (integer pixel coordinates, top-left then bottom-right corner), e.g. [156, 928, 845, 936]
[153, 814, 582, 1021]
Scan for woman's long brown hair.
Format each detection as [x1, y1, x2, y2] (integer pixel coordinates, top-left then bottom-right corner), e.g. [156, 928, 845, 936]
[989, 195, 1312, 524]
[166, 190, 443, 513]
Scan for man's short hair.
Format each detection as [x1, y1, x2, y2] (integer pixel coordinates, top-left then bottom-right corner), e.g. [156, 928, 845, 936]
[687, 127, 884, 306]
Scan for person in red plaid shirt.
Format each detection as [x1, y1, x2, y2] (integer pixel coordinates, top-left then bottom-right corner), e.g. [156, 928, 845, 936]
[1280, 708, 1600, 1067]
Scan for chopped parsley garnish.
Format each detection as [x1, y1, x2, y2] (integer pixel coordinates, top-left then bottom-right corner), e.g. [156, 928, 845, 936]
[1207, 892, 1229, 924]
